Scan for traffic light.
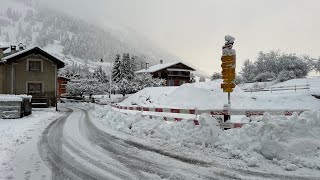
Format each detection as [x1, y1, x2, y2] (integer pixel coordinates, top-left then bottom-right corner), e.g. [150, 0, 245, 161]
[221, 55, 236, 92]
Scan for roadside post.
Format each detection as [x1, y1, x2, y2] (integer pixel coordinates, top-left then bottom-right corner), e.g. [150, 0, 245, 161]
[220, 35, 236, 122]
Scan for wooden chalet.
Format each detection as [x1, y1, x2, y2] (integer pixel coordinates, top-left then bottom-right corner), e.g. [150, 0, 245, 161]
[136, 61, 195, 86]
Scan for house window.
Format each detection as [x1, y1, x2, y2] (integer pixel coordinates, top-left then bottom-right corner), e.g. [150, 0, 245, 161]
[28, 60, 42, 71]
[61, 81, 67, 90]
[27, 82, 43, 94]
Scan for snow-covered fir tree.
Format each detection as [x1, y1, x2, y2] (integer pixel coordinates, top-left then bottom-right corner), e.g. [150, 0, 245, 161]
[112, 54, 121, 82]
[93, 65, 108, 83]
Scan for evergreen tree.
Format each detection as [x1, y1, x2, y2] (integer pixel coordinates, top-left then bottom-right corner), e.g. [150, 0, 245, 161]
[112, 54, 121, 82]
[93, 65, 108, 83]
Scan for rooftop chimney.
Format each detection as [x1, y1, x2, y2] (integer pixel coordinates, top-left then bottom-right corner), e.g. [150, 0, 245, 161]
[18, 43, 24, 51]
[160, 59, 163, 64]
[10, 45, 16, 53]
[145, 62, 149, 70]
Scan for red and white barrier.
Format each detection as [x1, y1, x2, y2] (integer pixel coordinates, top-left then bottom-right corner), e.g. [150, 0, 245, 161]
[108, 104, 308, 129]
[111, 104, 306, 117]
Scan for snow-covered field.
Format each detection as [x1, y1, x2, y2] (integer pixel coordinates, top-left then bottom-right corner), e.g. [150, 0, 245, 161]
[89, 78, 320, 178]
[0, 109, 64, 180]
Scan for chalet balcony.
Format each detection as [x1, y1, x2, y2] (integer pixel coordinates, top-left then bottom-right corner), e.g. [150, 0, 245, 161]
[167, 71, 190, 77]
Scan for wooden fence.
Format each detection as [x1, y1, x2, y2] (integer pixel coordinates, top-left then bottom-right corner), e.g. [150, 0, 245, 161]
[243, 84, 310, 93]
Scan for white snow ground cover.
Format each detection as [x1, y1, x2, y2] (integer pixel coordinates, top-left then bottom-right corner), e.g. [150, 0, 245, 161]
[0, 109, 63, 180]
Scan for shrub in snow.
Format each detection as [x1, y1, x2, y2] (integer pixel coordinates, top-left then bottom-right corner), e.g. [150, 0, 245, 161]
[199, 76, 206, 82]
[277, 70, 296, 82]
[247, 157, 260, 167]
[285, 164, 298, 171]
[211, 72, 222, 80]
[254, 72, 276, 82]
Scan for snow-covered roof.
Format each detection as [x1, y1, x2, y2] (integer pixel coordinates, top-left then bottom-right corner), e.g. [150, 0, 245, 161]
[136, 62, 195, 73]
[1, 46, 65, 68]
[2, 46, 37, 60]
[0, 43, 10, 50]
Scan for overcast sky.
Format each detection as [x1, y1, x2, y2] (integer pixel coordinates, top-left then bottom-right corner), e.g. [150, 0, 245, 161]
[41, 0, 320, 75]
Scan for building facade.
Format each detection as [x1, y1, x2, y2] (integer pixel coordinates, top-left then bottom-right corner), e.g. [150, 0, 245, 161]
[0, 45, 65, 107]
[57, 76, 69, 98]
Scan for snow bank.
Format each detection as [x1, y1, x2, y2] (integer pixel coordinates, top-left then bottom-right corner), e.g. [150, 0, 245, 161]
[157, 80, 246, 109]
[90, 105, 221, 146]
[120, 81, 249, 109]
[216, 111, 320, 170]
[120, 86, 177, 106]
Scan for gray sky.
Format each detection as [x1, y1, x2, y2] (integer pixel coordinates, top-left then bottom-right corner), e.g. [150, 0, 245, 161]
[42, 0, 320, 75]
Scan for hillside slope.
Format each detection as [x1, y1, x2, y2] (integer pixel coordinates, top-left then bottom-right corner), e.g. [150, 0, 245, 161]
[0, 0, 180, 70]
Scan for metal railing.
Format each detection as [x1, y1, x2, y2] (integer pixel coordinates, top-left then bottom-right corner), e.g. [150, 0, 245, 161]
[243, 84, 310, 93]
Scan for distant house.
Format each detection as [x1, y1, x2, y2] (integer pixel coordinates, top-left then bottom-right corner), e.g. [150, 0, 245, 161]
[0, 45, 65, 107]
[57, 76, 69, 99]
[136, 61, 195, 86]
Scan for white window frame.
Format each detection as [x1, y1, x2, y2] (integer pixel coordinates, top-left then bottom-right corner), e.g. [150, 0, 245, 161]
[26, 81, 44, 94]
[26, 59, 43, 72]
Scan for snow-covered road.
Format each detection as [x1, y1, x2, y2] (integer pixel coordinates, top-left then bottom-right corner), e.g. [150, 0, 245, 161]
[31, 106, 317, 180]
[37, 107, 225, 179]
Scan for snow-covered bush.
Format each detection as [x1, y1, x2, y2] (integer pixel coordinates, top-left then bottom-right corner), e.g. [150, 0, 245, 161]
[277, 70, 296, 82]
[254, 72, 276, 82]
[67, 79, 108, 96]
[199, 76, 206, 82]
[211, 72, 222, 80]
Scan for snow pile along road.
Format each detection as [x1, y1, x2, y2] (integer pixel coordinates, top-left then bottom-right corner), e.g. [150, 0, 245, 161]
[91, 105, 221, 146]
[90, 104, 320, 177]
[120, 86, 177, 106]
[216, 111, 320, 170]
